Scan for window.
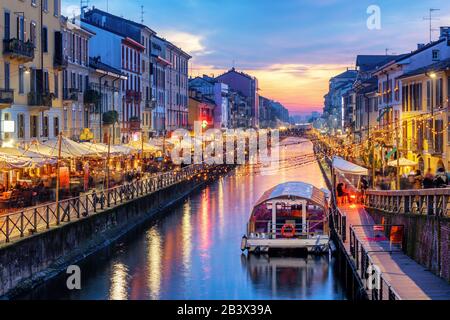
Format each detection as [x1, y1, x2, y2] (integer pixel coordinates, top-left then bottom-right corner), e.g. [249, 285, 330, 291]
[63, 108, 68, 130]
[426, 80, 431, 110]
[30, 21, 36, 45]
[436, 78, 443, 108]
[432, 49, 440, 61]
[4, 11, 10, 40]
[42, 27, 48, 52]
[43, 116, 49, 137]
[17, 114, 25, 139]
[54, 0, 59, 16]
[31, 0, 37, 7]
[43, 0, 48, 12]
[78, 74, 83, 91]
[44, 71, 49, 92]
[30, 115, 39, 138]
[17, 15, 25, 41]
[53, 116, 59, 137]
[54, 73, 59, 98]
[394, 79, 400, 101]
[4, 62, 10, 90]
[19, 66, 24, 94]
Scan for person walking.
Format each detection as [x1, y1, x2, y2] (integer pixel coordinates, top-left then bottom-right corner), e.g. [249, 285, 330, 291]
[413, 170, 423, 189]
[433, 167, 448, 188]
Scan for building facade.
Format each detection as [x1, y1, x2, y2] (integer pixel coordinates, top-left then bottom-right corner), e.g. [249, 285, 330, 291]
[60, 17, 93, 140]
[1, 0, 63, 144]
[216, 68, 259, 128]
[188, 75, 230, 129]
[165, 42, 190, 132]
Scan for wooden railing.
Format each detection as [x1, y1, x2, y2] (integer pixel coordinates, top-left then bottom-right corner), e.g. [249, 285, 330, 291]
[365, 188, 450, 216]
[0, 164, 210, 245]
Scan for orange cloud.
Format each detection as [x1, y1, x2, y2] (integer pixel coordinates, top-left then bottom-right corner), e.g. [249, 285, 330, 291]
[189, 63, 349, 113]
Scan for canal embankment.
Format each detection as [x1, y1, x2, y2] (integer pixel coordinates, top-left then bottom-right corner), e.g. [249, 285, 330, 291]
[314, 149, 368, 300]
[0, 165, 233, 298]
[367, 207, 450, 282]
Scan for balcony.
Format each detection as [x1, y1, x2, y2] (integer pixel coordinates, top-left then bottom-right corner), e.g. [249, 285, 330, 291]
[145, 99, 156, 109]
[128, 116, 141, 131]
[3, 38, 34, 62]
[54, 54, 69, 70]
[28, 92, 54, 110]
[63, 88, 80, 101]
[84, 88, 101, 105]
[0, 88, 14, 107]
[126, 90, 142, 103]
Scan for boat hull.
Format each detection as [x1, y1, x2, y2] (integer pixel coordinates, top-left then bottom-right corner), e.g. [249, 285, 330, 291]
[244, 236, 329, 254]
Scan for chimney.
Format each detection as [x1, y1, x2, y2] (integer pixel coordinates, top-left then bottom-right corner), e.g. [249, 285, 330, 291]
[417, 43, 425, 50]
[439, 26, 450, 40]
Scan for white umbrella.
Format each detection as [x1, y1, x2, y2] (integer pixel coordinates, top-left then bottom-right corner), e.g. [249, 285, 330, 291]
[387, 158, 418, 167]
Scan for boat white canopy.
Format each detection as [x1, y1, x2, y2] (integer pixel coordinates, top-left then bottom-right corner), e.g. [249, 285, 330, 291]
[254, 181, 328, 209]
[332, 156, 368, 176]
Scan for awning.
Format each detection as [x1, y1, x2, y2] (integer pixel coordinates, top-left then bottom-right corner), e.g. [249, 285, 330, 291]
[387, 158, 418, 167]
[125, 140, 162, 152]
[332, 156, 368, 176]
[0, 147, 56, 168]
[81, 142, 130, 155]
[28, 138, 99, 158]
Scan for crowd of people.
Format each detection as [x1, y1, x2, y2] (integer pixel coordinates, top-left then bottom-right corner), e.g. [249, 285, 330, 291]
[375, 168, 449, 190]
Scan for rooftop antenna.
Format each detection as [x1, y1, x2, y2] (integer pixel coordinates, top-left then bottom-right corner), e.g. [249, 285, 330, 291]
[140, 5, 145, 24]
[423, 8, 440, 43]
[106, 0, 109, 12]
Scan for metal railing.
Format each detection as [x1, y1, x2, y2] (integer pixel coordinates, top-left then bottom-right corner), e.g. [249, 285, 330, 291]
[0, 164, 210, 245]
[2, 38, 35, 61]
[349, 225, 402, 300]
[365, 188, 450, 216]
[0, 88, 14, 104]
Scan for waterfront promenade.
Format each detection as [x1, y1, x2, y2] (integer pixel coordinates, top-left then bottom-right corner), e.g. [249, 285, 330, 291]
[0, 164, 216, 245]
[338, 204, 450, 300]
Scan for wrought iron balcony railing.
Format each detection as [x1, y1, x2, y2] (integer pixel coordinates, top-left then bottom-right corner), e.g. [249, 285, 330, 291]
[54, 54, 69, 70]
[63, 88, 79, 101]
[3, 38, 35, 62]
[0, 88, 14, 105]
[28, 91, 54, 107]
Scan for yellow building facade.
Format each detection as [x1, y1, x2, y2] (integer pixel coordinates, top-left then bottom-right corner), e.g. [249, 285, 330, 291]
[0, 0, 63, 144]
[398, 69, 449, 173]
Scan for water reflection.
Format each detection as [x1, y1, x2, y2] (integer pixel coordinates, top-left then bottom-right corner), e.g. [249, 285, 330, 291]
[146, 227, 162, 300]
[242, 254, 341, 299]
[18, 138, 347, 300]
[109, 263, 129, 300]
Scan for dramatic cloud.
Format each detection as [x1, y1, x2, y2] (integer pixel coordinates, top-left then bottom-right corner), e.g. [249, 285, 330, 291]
[159, 31, 212, 56]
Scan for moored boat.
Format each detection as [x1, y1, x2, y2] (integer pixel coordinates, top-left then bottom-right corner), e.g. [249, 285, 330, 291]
[241, 181, 330, 254]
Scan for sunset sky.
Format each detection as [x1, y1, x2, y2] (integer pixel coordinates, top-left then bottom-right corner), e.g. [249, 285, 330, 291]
[63, 0, 450, 115]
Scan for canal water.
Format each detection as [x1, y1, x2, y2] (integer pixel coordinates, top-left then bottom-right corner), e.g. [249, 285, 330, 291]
[20, 138, 347, 300]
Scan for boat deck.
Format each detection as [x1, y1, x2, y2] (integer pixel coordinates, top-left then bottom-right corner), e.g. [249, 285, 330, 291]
[338, 204, 450, 300]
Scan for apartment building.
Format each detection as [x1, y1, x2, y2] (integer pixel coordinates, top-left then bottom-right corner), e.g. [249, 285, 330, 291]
[150, 35, 170, 136]
[60, 16, 93, 140]
[0, 0, 63, 144]
[87, 56, 125, 144]
[216, 68, 259, 128]
[189, 75, 230, 129]
[165, 41, 190, 132]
